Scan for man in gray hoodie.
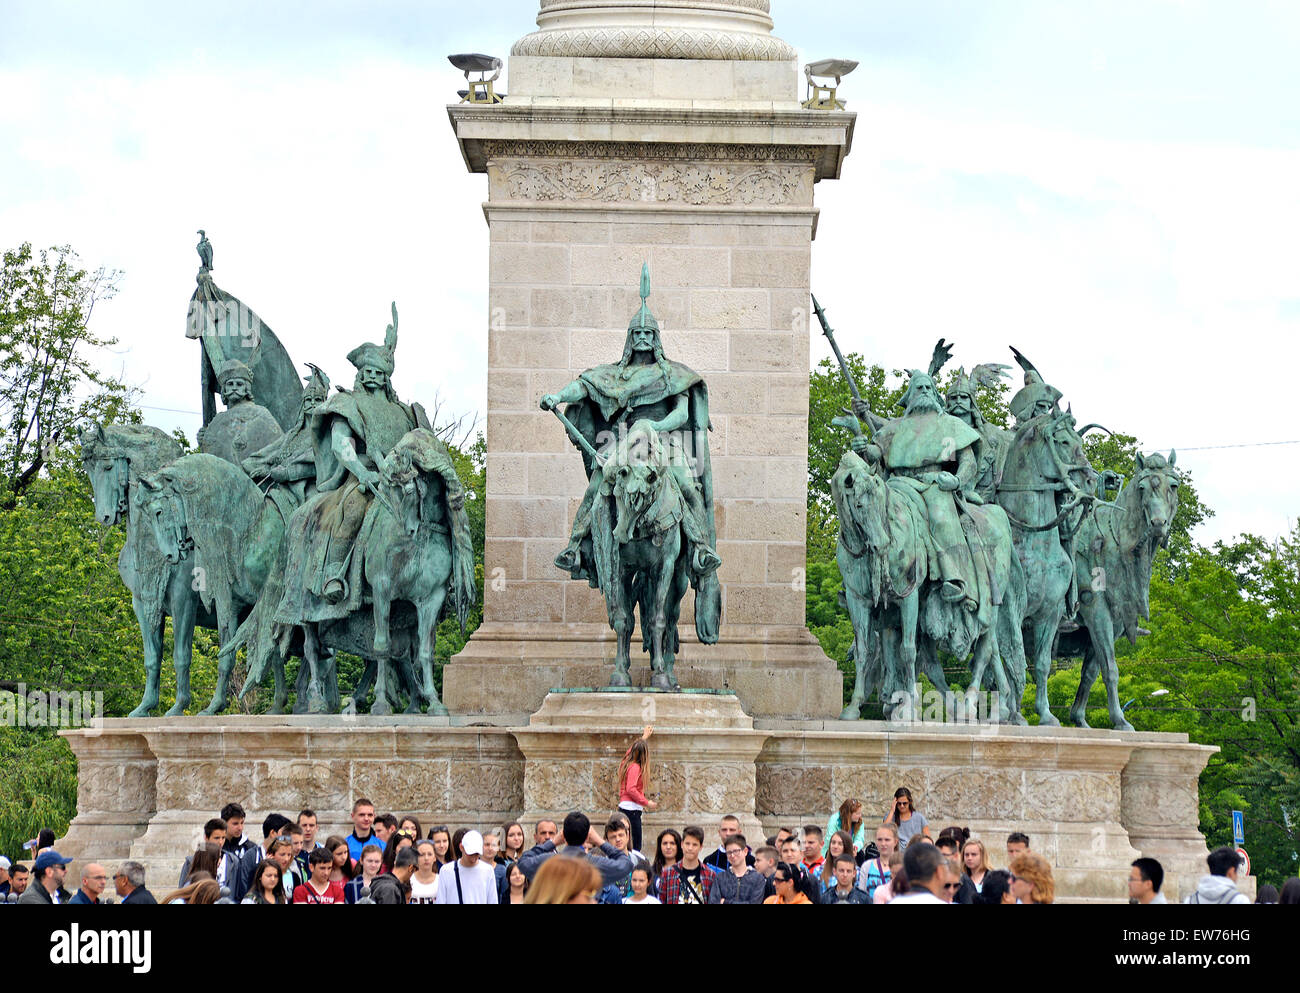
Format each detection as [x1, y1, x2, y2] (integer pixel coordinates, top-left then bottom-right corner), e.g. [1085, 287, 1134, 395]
[1185, 846, 1251, 904]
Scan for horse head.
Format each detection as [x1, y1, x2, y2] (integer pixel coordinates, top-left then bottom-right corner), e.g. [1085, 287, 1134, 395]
[602, 420, 669, 545]
[80, 422, 129, 525]
[834, 451, 889, 556]
[138, 472, 193, 564]
[378, 448, 423, 540]
[1048, 406, 1100, 497]
[1128, 450, 1180, 548]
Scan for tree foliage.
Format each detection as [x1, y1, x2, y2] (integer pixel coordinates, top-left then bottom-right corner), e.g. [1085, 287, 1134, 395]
[0, 243, 132, 499]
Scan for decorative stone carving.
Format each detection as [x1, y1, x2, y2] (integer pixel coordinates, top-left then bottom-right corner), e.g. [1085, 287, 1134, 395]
[155, 760, 244, 810]
[483, 141, 819, 164]
[755, 763, 830, 816]
[492, 158, 813, 206]
[525, 761, 595, 811]
[77, 761, 157, 815]
[451, 761, 524, 812]
[1024, 771, 1121, 823]
[512, 27, 797, 61]
[253, 759, 350, 812]
[686, 763, 754, 812]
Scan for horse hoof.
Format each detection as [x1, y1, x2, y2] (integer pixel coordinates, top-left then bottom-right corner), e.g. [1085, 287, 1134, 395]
[198, 704, 222, 717]
[1009, 712, 1028, 726]
[1038, 712, 1060, 727]
[1113, 717, 1134, 732]
[426, 701, 449, 717]
[839, 706, 861, 721]
[651, 672, 674, 691]
[608, 671, 632, 688]
[1069, 709, 1091, 729]
[371, 702, 392, 716]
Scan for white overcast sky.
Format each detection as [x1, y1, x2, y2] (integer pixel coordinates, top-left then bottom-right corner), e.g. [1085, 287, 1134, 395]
[2, 0, 1297, 545]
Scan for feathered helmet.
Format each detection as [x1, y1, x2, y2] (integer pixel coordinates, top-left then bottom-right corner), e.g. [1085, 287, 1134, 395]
[1008, 347, 1062, 421]
[302, 363, 331, 401]
[347, 302, 398, 375]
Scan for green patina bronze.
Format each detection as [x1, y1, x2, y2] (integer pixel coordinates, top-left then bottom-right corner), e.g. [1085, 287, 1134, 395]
[821, 298, 1179, 729]
[540, 264, 721, 690]
[82, 238, 475, 717]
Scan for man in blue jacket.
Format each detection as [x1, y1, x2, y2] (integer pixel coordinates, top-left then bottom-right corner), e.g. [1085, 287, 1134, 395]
[517, 811, 633, 888]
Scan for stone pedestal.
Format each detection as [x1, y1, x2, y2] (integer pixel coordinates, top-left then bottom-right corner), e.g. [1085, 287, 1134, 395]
[516, 690, 768, 843]
[59, 707, 1217, 902]
[443, 0, 853, 719]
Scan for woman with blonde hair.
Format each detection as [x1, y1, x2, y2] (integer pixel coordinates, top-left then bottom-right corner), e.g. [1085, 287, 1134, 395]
[524, 856, 603, 905]
[1009, 852, 1054, 904]
[962, 839, 992, 893]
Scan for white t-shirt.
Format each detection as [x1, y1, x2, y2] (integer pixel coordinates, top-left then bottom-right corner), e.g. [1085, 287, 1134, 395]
[624, 894, 661, 904]
[409, 874, 439, 904]
[888, 890, 947, 904]
[434, 860, 499, 904]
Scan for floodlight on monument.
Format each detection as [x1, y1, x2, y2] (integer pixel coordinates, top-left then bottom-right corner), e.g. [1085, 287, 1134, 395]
[802, 58, 858, 111]
[449, 53, 505, 104]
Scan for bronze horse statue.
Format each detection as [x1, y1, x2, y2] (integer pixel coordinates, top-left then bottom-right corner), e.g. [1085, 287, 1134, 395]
[139, 431, 473, 715]
[832, 432, 1023, 724]
[996, 408, 1098, 725]
[590, 421, 691, 691]
[81, 423, 216, 717]
[1062, 451, 1181, 730]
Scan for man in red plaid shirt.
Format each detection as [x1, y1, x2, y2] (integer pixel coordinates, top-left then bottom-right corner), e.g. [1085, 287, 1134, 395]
[656, 826, 717, 905]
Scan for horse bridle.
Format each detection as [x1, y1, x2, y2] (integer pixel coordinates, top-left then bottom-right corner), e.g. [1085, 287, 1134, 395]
[998, 412, 1097, 532]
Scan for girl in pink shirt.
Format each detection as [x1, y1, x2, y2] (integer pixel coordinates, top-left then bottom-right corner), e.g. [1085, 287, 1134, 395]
[617, 725, 658, 852]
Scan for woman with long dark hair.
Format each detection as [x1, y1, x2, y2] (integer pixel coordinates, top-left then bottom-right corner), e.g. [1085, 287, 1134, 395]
[399, 816, 423, 841]
[382, 830, 416, 873]
[428, 825, 453, 868]
[887, 787, 931, 850]
[186, 844, 221, 884]
[617, 725, 658, 852]
[324, 835, 354, 884]
[241, 861, 286, 904]
[504, 862, 529, 905]
[651, 828, 682, 896]
[818, 830, 856, 892]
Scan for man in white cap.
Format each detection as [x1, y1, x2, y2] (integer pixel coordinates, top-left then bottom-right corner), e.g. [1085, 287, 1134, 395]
[434, 830, 499, 904]
[0, 856, 11, 898]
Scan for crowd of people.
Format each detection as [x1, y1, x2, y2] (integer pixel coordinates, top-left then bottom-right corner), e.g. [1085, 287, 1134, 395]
[2, 728, 1295, 905]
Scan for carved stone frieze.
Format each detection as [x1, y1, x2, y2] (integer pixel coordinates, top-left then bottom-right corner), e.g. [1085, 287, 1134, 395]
[483, 141, 818, 163]
[490, 158, 814, 206]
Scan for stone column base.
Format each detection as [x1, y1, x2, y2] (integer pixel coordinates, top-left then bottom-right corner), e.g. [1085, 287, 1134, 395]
[444, 621, 843, 719]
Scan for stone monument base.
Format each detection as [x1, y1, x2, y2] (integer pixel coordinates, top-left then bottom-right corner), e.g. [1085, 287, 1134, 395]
[58, 696, 1218, 902]
[444, 621, 844, 720]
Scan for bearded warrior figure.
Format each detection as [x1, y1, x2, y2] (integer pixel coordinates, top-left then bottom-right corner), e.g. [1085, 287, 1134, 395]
[540, 264, 722, 642]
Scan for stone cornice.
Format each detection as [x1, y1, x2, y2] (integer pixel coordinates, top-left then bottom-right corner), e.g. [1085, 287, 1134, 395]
[448, 103, 855, 181]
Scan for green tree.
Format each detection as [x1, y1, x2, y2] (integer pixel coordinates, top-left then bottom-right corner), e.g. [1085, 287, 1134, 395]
[0, 243, 132, 499]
